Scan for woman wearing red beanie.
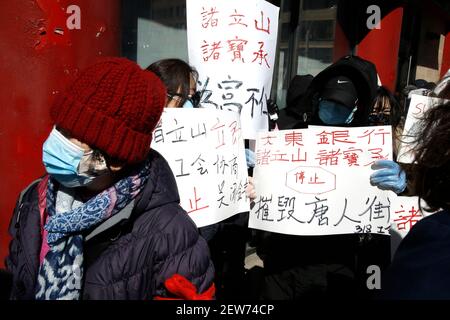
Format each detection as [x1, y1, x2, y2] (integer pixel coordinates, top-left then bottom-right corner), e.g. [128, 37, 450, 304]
[5, 57, 214, 300]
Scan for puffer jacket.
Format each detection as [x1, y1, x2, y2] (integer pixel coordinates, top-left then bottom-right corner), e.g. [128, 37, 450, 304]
[5, 149, 214, 300]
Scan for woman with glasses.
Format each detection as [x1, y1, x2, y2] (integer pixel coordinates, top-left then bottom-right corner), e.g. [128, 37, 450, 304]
[147, 58, 256, 300]
[147, 58, 201, 109]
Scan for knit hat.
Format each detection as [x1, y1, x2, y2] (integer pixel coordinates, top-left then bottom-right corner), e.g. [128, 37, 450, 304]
[51, 57, 167, 164]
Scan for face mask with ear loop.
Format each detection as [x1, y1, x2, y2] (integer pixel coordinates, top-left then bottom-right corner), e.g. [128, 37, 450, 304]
[318, 99, 357, 125]
[42, 127, 110, 188]
[182, 90, 202, 108]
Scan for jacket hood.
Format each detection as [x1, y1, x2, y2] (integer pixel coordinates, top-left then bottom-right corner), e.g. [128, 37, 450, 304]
[304, 55, 379, 127]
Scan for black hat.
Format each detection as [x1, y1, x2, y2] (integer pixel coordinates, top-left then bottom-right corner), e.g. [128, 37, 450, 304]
[320, 76, 358, 109]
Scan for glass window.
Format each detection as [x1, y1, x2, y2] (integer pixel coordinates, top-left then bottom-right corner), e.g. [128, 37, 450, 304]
[299, 20, 335, 42]
[122, 0, 344, 110]
[303, 0, 337, 10]
[273, 0, 338, 108]
[122, 0, 189, 68]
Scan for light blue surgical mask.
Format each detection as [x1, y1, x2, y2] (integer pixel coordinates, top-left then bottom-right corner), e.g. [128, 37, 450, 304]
[42, 127, 95, 188]
[318, 99, 357, 125]
[245, 148, 256, 168]
[182, 99, 194, 108]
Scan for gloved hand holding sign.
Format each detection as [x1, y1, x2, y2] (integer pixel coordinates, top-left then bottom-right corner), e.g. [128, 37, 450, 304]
[370, 160, 407, 194]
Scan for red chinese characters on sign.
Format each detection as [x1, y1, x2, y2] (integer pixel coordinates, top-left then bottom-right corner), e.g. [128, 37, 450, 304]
[342, 148, 363, 166]
[229, 9, 248, 27]
[201, 40, 222, 62]
[252, 41, 270, 68]
[364, 148, 389, 166]
[285, 131, 303, 146]
[228, 121, 241, 145]
[286, 166, 336, 194]
[317, 130, 356, 145]
[187, 187, 209, 214]
[315, 149, 342, 166]
[210, 118, 226, 149]
[254, 11, 270, 34]
[394, 205, 423, 231]
[357, 128, 391, 145]
[201, 7, 220, 29]
[256, 149, 271, 166]
[197, 7, 274, 69]
[261, 134, 277, 146]
[227, 36, 248, 63]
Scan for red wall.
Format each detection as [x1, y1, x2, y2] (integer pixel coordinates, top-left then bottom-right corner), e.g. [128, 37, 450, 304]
[441, 31, 450, 78]
[0, 0, 120, 268]
[357, 7, 404, 92]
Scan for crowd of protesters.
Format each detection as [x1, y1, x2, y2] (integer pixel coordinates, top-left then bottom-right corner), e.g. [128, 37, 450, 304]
[2, 54, 449, 300]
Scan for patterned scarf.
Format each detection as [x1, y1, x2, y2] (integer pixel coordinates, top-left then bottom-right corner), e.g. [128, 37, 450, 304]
[35, 159, 151, 300]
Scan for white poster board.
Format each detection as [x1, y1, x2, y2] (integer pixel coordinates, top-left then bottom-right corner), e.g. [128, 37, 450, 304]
[397, 94, 449, 163]
[152, 108, 249, 227]
[187, 0, 280, 139]
[249, 125, 394, 236]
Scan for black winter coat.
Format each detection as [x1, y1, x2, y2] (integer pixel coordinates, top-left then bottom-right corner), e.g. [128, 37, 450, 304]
[5, 150, 214, 300]
[380, 210, 450, 299]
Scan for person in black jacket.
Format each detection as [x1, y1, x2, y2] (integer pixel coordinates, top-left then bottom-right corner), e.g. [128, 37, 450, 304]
[5, 57, 214, 300]
[255, 55, 401, 300]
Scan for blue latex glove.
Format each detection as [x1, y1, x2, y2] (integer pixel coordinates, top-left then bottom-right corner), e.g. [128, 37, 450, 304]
[370, 160, 406, 194]
[245, 148, 255, 168]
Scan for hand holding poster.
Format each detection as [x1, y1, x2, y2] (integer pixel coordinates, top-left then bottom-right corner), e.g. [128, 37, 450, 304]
[249, 125, 394, 236]
[151, 108, 249, 228]
[186, 0, 280, 139]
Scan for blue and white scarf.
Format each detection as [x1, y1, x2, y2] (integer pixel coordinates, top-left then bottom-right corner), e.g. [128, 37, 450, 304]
[35, 159, 151, 300]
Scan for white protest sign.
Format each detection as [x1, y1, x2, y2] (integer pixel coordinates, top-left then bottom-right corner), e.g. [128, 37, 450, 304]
[187, 0, 279, 139]
[151, 108, 249, 228]
[249, 125, 394, 236]
[397, 94, 449, 163]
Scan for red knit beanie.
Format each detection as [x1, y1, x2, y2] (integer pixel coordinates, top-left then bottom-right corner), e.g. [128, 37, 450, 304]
[51, 57, 166, 164]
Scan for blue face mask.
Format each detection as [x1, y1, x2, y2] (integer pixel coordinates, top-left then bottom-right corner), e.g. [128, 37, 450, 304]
[318, 99, 357, 125]
[182, 99, 194, 108]
[42, 127, 95, 188]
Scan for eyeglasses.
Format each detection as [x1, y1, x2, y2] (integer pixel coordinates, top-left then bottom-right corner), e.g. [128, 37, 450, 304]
[167, 91, 202, 108]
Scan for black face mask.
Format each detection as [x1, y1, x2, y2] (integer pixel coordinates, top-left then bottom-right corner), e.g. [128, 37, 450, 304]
[368, 113, 390, 126]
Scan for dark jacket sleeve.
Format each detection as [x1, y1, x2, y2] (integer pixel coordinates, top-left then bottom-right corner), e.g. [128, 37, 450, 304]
[5, 195, 22, 300]
[151, 205, 215, 298]
[5, 179, 42, 300]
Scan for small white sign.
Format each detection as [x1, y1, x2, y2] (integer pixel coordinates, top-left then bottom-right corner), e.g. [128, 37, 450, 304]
[152, 108, 249, 227]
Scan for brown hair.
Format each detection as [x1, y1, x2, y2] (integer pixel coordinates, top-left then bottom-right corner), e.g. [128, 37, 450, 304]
[146, 58, 198, 105]
[412, 101, 450, 212]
